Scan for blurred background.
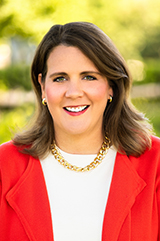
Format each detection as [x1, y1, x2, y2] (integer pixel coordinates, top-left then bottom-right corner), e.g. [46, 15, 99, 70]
[0, 0, 160, 144]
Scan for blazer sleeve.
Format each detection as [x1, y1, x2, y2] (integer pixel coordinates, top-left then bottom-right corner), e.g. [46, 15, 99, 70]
[0, 144, 3, 209]
[156, 150, 160, 240]
[153, 136, 160, 240]
[0, 170, 1, 208]
[157, 185, 160, 240]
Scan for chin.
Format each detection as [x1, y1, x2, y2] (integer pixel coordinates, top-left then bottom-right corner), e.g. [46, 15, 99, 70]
[64, 125, 91, 136]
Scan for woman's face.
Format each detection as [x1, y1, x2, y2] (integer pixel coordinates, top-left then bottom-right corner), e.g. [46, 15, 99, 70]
[39, 45, 113, 139]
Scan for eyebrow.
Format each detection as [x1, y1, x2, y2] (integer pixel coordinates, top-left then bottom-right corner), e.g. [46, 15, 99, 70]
[49, 72, 67, 78]
[81, 71, 103, 76]
[49, 71, 103, 78]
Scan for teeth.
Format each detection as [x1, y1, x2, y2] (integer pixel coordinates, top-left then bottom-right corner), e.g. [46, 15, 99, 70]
[65, 106, 88, 112]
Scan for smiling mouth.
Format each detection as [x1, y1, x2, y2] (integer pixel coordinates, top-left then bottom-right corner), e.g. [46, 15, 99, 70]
[64, 105, 89, 113]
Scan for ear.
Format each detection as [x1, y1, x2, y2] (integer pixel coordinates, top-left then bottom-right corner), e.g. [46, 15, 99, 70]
[38, 73, 45, 99]
[108, 86, 113, 100]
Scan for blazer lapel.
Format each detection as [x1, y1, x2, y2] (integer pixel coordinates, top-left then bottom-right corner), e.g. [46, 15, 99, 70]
[102, 152, 146, 241]
[6, 156, 54, 241]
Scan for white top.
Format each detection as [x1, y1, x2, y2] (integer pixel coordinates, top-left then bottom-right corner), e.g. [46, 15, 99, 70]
[40, 146, 117, 241]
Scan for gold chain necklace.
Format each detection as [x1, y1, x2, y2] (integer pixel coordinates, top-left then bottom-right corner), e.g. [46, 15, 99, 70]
[50, 137, 110, 172]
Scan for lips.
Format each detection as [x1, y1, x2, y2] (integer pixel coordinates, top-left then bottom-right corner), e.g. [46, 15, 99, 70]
[64, 105, 89, 113]
[63, 105, 89, 116]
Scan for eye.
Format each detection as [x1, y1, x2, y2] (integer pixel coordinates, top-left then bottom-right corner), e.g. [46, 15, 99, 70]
[53, 76, 67, 82]
[83, 75, 97, 81]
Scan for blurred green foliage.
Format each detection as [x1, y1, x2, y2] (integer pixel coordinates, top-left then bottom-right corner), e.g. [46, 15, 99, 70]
[0, 103, 34, 144]
[0, 65, 31, 90]
[143, 60, 160, 85]
[132, 59, 160, 86]
[132, 97, 160, 137]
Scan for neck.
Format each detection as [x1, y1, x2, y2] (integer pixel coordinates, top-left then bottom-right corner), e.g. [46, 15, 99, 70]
[54, 131, 104, 155]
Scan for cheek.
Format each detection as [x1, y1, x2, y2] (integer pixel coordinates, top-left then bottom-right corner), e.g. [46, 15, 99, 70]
[89, 84, 109, 101]
[45, 85, 63, 104]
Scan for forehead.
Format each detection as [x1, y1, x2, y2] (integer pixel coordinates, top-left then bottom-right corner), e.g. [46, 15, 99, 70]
[46, 45, 98, 73]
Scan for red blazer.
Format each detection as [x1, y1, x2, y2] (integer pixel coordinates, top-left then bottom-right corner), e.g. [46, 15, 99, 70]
[0, 136, 160, 241]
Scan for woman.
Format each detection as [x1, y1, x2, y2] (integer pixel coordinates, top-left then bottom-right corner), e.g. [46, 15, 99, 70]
[0, 22, 160, 241]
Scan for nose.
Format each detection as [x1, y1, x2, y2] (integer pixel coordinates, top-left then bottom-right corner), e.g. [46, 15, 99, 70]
[65, 80, 84, 99]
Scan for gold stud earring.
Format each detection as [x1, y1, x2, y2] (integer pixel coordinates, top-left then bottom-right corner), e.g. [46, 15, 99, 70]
[109, 96, 112, 103]
[42, 98, 47, 106]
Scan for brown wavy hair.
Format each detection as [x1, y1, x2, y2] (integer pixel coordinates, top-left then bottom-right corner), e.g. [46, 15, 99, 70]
[13, 22, 152, 158]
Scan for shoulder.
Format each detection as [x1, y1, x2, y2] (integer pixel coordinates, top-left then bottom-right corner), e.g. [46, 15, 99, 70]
[135, 135, 160, 160]
[128, 136, 160, 178]
[0, 141, 34, 173]
[143, 135, 160, 162]
[151, 135, 160, 152]
[0, 141, 18, 154]
[0, 141, 40, 191]
[0, 141, 27, 160]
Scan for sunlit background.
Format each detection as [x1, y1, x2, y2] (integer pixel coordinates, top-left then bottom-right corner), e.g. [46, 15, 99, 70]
[0, 0, 160, 143]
